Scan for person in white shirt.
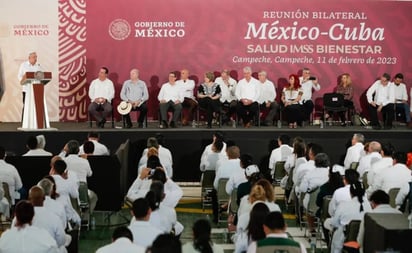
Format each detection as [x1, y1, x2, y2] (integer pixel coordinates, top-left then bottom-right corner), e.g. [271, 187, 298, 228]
[36, 135, 53, 155]
[62, 140, 93, 183]
[299, 67, 321, 121]
[128, 198, 162, 248]
[0, 200, 59, 253]
[325, 182, 371, 253]
[356, 141, 382, 180]
[392, 73, 412, 127]
[216, 69, 238, 125]
[119, 68, 149, 128]
[224, 146, 246, 195]
[357, 190, 402, 253]
[0, 146, 23, 205]
[257, 71, 278, 126]
[88, 67, 115, 128]
[328, 169, 360, 217]
[158, 71, 184, 128]
[24, 186, 68, 252]
[199, 131, 227, 172]
[96, 226, 145, 253]
[366, 73, 395, 129]
[247, 211, 307, 253]
[343, 133, 365, 169]
[268, 134, 293, 175]
[37, 177, 67, 229]
[17, 51, 42, 117]
[374, 152, 412, 194]
[79, 132, 109, 156]
[235, 66, 261, 128]
[366, 142, 394, 195]
[139, 136, 173, 178]
[183, 218, 224, 253]
[176, 69, 197, 126]
[23, 135, 53, 156]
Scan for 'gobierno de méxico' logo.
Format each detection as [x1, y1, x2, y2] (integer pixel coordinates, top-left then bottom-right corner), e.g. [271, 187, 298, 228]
[108, 19, 131, 40]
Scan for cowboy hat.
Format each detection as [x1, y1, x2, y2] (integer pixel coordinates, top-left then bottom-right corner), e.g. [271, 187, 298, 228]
[117, 101, 132, 115]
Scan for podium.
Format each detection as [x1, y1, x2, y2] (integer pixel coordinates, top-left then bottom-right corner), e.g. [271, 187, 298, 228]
[19, 71, 54, 130]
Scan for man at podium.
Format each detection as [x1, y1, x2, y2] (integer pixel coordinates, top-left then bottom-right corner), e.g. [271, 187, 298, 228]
[17, 51, 52, 130]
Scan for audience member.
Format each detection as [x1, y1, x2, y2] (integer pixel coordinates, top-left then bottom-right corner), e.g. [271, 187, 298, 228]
[216, 69, 238, 125]
[356, 141, 382, 180]
[119, 68, 149, 128]
[299, 67, 321, 121]
[0, 200, 59, 252]
[223, 146, 245, 195]
[366, 142, 394, 195]
[366, 73, 395, 130]
[197, 72, 221, 128]
[176, 69, 197, 126]
[79, 132, 110, 156]
[88, 67, 115, 128]
[96, 226, 145, 253]
[200, 131, 227, 172]
[37, 177, 67, 228]
[158, 71, 184, 128]
[343, 133, 365, 169]
[0, 146, 23, 205]
[268, 134, 293, 175]
[139, 135, 173, 178]
[182, 219, 223, 253]
[256, 71, 278, 126]
[128, 198, 162, 248]
[22, 135, 52, 156]
[79, 141, 94, 159]
[149, 233, 182, 253]
[235, 66, 260, 128]
[282, 74, 304, 128]
[236, 155, 260, 205]
[247, 211, 306, 253]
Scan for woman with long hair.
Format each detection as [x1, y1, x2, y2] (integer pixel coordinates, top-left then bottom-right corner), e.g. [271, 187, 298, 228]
[281, 74, 304, 128]
[182, 219, 223, 253]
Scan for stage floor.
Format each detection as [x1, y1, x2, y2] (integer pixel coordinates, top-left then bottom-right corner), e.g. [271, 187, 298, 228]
[1, 121, 411, 182]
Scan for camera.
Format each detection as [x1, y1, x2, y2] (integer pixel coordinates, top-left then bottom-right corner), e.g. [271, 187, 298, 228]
[309, 76, 316, 80]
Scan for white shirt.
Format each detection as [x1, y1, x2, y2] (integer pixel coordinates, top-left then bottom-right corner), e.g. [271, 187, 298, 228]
[375, 163, 412, 193]
[216, 77, 237, 103]
[23, 149, 53, 156]
[299, 77, 321, 101]
[366, 80, 395, 106]
[392, 82, 408, 103]
[235, 77, 260, 102]
[366, 157, 393, 194]
[357, 152, 382, 180]
[126, 178, 182, 208]
[199, 143, 227, 172]
[128, 220, 162, 248]
[225, 164, 247, 195]
[343, 142, 365, 169]
[299, 167, 328, 194]
[148, 202, 177, 233]
[395, 181, 411, 206]
[0, 160, 23, 204]
[96, 238, 145, 253]
[63, 154, 92, 182]
[88, 78, 115, 102]
[0, 224, 59, 253]
[294, 160, 315, 195]
[44, 196, 67, 229]
[52, 174, 81, 224]
[176, 79, 196, 99]
[268, 144, 293, 170]
[157, 82, 185, 102]
[79, 140, 109, 156]
[257, 79, 276, 104]
[214, 158, 243, 189]
[138, 145, 173, 178]
[328, 185, 351, 217]
[17, 60, 42, 93]
[31, 206, 66, 248]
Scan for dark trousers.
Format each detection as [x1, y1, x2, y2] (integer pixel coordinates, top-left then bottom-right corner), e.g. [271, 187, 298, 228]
[302, 100, 314, 121]
[88, 102, 112, 122]
[182, 97, 197, 122]
[368, 103, 394, 127]
[260, 101, 279, 123]
[237, 101, 259, 125]
[222, 100, 238, 122]
[123, 102, 148, 125]
[159, 101, 182, 123]
[199, 98, 221, 126]
[283, 104, 304, 124]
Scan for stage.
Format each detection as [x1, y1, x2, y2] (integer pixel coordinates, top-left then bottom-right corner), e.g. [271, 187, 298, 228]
[1, 121, 411, 183]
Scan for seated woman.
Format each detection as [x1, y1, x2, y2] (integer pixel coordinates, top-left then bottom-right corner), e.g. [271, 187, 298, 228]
[326, 73, 354, 126]
[281, 74, 304, 128]
[198, 72, 222, 128]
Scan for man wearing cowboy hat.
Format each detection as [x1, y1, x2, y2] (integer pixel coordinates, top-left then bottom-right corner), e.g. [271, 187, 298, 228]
[119, 68, 149, 128]
[88, 67, 115, 128]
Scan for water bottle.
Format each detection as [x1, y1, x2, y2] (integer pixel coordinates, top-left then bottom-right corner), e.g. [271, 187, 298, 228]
[309, 237, 316, 253]
[277, 120, 281, 128]
[319, 120, 324, 129]
[232, 119, 236, 128]
[408, 214, 412, 229]
[192, 120, 196, 128]
[91, 216, 96, 230]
